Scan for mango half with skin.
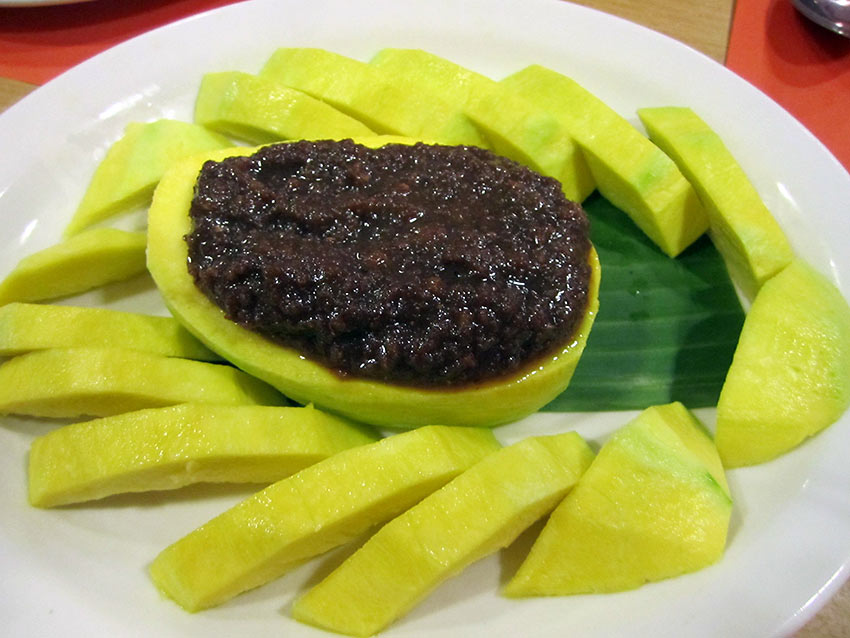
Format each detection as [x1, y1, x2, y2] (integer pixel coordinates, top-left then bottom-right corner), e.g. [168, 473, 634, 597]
[146, 140, 600, 429]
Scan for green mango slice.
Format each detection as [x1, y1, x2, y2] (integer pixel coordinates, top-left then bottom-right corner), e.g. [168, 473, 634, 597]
[0, 302, 218, 360]
[501, 64, 708, 258]
[0, 228, 147, 306]
[146, 142, 600, 428]
[28, 403, 377, 507]
[370, 48, 595, 203]
[716, 259, 850, 467]
[64, 119, 231, 237]
[260, 48, 485, 147]
[292, 431, 593, 637]
[505, 402, 731, 596]
[0, 347, 284, 418]
[148, 425, 501, 611]
[194, 71, 374, 144]
[545, 194, 745, 411]
[637, 106, 794, 299]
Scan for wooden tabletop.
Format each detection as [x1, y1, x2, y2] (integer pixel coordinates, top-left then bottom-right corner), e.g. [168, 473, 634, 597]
[0, 76, 35, 110]
[0, 1, 847, 636]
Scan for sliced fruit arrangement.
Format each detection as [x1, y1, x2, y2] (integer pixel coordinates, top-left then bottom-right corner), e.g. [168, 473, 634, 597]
[0, 302, 218, 360]
[194, 71, 375, 144]
[260, 48, 485, 147]
[28, 403, 377, 507]
[505, 402, 731, 596]
[0, 228, 147, 305]
[500, 63, 708, 257]
[0, 347, 284, 418]
[0, 48, 748, 417]
[148, 425, 501, 612]
[638, 106, 794, 299]
[63, 119, 231, 237]
[716, 259, 850, 467]
[0, 43, 849, 638]
[369, 48, 595, 203]
[292, 431, 593, 637]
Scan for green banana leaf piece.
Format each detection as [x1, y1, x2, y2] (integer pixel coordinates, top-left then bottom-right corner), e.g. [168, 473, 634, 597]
[545, 193, 745, 412]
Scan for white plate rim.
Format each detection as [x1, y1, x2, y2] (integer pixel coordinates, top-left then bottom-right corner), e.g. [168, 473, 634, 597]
[1, 1, 850, 637]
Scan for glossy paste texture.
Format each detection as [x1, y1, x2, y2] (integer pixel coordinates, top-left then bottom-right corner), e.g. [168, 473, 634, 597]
[186, 140, 591, 386]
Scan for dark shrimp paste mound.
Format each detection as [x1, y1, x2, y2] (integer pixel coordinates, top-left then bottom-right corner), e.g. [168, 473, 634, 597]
[185, 139, 591, 387]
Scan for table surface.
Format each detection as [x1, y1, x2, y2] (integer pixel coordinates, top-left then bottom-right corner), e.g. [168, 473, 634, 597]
[0, 1, 847, 636]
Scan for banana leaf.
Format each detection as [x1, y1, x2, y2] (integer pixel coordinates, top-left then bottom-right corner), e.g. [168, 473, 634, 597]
[545, 193, 745, 412]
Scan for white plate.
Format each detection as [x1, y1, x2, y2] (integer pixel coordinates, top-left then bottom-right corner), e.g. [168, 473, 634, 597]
[2, 1, 850, 636]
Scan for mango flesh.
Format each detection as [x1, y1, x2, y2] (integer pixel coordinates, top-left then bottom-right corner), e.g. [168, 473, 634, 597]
[370, 48, 595, 203]
[637, 106, 794, 298]
[194, 71, 374, 144]
[0, 302, 218, 360]
[0, 228, 147, 306]
[146, 142, 600, 428]
[504, 402, 731, 596]
[292, 432, 593, 637]
[148, 425, 501, 612]
[0, 347, 283, 418]
[501, 65, 708, 258]
[63, 119, 231, 237]
[260, 48, 485, 147]
[715, 259, 850, 467]
[27, 403, 377, 507]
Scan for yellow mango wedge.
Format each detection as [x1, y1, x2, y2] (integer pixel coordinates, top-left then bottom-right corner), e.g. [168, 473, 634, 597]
[147, 143, 600, 429]
[148, 425, 500, 612]
[292, 432, 593, 637]
[259, 48, 485, 147]
[28, 403, 377, 507]
[501, 65, 708, 257]
[716, 259, 850, 467]
[505, 402, 731, 596]
[0, 347, 283, 418]
[638, 106, 794, 298]
[0, 303, 218, 360]
[194, 71, 374, 144]
[370, 48, 595, 203]
[0, 228, 147, 306]
[63, 119, 231, 237]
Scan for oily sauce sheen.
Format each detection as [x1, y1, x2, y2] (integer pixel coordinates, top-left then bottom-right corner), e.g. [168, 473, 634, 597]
[186, 140, 591, 387]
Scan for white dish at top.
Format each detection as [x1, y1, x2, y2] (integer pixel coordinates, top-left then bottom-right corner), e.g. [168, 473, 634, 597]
[1, 0, 849, 637]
